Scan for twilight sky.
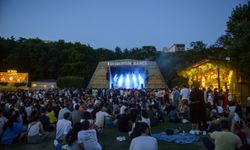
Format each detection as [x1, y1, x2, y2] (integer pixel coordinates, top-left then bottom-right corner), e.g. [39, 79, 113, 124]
[0, 0, 247, 50]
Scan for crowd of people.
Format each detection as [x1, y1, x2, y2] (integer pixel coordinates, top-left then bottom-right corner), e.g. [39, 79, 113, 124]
[0, 85, 249, 150]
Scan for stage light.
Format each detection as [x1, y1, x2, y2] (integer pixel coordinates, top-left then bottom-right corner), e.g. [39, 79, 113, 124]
[138, 74, 144, 88]
[132, 73, 138, 89]
[109, 66, 146, 89]
[113, 74, 118, 82]
[125, 74, 130, 89]
[118, 74, 123, 87]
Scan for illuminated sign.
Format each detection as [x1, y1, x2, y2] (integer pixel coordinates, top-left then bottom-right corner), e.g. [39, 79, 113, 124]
[7, 70, 17, 73]
[0, 70, 28, 83]
[107, 61, 147, 66]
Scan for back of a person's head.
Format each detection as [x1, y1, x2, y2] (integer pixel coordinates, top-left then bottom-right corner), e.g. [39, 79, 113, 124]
[83, 111, 92, 120]
[82, 120, 90, 130]
[124, 108, 129, 114]
[47, 106, 53, 112]
[96, 106, 101, 112]
[63, 99, 69, 108]
[141, 110, 149, 118]
[221, 119, 230, 130]
[74, 104, 80, 110]
[136, 122, 149, 135]
[63, 112, 71, 120]
[29, 110, 39, 122]
[40, 107, 46, 114]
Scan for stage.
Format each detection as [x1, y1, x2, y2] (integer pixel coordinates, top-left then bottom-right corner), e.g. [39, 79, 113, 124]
[88, 59, 167, 89]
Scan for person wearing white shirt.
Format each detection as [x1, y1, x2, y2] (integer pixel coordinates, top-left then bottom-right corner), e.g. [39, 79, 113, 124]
[180, 85, 190, 101]
[78, 120, 102, 150]
[58, 100, 71, 120]
[129, 122, 158, 150]
[56, 112, 72, 141]
[94, 107, 111, 128]
[120, 104, 127, 115]
[141, 110, 151, 127]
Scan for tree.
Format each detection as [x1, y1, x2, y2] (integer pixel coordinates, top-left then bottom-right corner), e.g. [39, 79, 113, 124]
[219, 2, 250, 76]
[114, 46, 122, 59]
[190, 41, 207, 50]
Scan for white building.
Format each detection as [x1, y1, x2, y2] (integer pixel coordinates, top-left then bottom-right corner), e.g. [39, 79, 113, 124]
[163, 44, 185, 53]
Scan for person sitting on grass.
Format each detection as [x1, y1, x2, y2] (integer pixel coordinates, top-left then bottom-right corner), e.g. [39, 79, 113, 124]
[81, 111, 94, 127]
[241, 118, 250, 149]
[65, 122, 82, 150]
[177, 100, 190, 123]
[78, 120, 102, 150]
[46, 106, 57, 124]
[1, 110, 26, 144]
[40, 107, 54, 132]
[0, 108, 8, 137]
[118, 108, 131, 132]
[55, 112, 72, 142]
[140, 109, 151, 127]
[94, 106, 111, 133]
[27, 110, 49, 144]
[203, 119, 242, 150]
[129, 122, 158, 150]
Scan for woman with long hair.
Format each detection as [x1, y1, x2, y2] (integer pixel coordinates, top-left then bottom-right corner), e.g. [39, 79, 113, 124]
[1, 110, 26, 144]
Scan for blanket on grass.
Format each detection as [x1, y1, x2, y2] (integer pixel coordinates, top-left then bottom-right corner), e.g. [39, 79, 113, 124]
[152, 132, 199, 144]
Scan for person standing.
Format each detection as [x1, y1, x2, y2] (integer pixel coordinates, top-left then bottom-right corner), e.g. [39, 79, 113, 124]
[172, 87, 180, 106]
[180, 85, 190, 102]
[189, 86, 206, 135]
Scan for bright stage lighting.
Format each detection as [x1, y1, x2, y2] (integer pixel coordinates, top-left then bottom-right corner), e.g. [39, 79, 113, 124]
[109, 66, 146, 89]
[125, 74, 130, 89]
[132, 73, 138, 89]
[113, 74, 118, 82]
[138, 74, 144, 88]
[118, 74, 123, 87]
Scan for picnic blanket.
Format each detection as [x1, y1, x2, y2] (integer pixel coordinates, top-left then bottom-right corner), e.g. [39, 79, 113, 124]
[152, 132, 199, 144]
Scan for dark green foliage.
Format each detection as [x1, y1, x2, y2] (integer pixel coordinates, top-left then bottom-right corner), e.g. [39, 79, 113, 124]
[56, 76, 86, 88]
[0, 2, 249, 87]
[190, 41, 207, 50]
[218, 2, 250, 77]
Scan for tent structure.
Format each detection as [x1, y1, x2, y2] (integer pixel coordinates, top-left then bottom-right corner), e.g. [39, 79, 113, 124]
[178, 59, 250, 103]
[88, 59, 167, 89]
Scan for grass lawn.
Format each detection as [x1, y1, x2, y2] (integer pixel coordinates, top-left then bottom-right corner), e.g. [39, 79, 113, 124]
[2, 121, 206, 150]
[99, 122, 206, 150]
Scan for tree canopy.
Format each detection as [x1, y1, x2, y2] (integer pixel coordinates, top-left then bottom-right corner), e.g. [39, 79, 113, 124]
[0, 2, 249, 87]
[219, 1, 250, 77]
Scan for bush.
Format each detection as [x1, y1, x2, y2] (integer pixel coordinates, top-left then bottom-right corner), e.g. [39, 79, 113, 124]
[56, 76, 87, 88]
